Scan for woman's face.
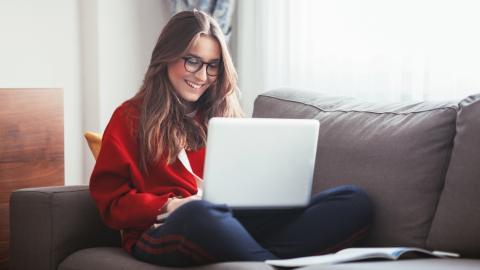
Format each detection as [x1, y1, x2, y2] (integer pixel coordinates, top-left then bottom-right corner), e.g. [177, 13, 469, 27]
[168, 34, 221, 107]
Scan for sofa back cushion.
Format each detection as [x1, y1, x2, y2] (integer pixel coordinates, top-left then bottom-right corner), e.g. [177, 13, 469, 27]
[427, 94, 480, 257]
[253, 89, 457, 248]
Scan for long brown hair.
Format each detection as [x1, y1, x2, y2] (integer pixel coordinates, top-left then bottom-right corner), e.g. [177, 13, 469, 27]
[132, 10, 243, 174]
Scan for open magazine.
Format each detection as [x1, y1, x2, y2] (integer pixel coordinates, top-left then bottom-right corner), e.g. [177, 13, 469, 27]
[265, 247, 460, 268]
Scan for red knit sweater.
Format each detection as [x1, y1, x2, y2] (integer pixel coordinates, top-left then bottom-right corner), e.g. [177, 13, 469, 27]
[89, 100, 205, 253]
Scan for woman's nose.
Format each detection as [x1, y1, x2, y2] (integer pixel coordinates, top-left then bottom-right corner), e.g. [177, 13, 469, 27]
[194, 64, 208, 81]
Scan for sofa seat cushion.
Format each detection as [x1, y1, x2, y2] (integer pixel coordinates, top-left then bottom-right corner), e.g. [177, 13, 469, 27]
[58, 247, 276, 270]
[298, 258, 480, 270]
[253, 89, 458, 248]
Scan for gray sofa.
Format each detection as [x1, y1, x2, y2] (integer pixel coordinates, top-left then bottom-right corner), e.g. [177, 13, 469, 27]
[10, 89, 480, 270]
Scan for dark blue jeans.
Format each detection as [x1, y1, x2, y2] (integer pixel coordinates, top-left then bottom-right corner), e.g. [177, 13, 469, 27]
[132, 185, 374, 267]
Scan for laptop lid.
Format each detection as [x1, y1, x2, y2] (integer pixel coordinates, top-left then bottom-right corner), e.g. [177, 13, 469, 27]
[202, 117, 320, 209]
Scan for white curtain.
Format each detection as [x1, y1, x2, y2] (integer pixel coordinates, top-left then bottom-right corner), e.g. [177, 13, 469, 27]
[235, 0, 480, 115]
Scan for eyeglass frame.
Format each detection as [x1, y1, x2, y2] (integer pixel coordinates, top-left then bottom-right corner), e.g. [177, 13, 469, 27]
[181, 56, 222, 76]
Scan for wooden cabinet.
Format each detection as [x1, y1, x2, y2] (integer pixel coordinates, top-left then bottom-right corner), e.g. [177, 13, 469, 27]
[0, 88, 64, 270]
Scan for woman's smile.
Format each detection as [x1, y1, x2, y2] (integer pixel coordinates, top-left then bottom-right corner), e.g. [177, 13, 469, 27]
[185, 79, 205, 89]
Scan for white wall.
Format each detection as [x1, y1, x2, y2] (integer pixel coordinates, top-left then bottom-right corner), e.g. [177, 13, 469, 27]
[234, 0, 265, 116]
[81, 0, 170, 183]
[96, 0, 170, 130]
[0, 0, 171, 185]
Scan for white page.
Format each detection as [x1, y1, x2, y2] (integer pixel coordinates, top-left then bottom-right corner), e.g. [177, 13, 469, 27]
[265, 247, 460, 268]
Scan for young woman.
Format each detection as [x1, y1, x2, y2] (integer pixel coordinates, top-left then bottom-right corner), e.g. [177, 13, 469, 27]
[90, 10, 374, 267]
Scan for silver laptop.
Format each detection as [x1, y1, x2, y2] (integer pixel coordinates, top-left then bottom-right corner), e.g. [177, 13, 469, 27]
[202, 117, 320, 209]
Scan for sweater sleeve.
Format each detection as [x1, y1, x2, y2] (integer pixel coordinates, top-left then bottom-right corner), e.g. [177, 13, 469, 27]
[89, 103, 172, 230]
[89, 134, 169, 230]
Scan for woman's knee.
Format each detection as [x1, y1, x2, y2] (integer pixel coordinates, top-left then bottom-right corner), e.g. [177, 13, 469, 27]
[313, 184, 374, 223]
[169, 199, 231, 223]
[340, 185, 374, 225]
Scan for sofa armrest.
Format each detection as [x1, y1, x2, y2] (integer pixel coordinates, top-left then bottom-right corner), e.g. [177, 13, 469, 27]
[10, 185, 121, 270]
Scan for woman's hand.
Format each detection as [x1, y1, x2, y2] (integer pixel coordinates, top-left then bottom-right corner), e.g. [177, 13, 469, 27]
[192, 172, 203, 183]
[165, 195, 201, 213]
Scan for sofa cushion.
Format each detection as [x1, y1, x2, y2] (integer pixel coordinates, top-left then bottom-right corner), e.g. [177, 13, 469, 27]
[10, 186, 121, 270]
[58, 247, 276, 270]
[84, 131, 103, 159]
[253, 89, 458, 248]
[59, 248, 480, 270]
[427, 94, 480, 257]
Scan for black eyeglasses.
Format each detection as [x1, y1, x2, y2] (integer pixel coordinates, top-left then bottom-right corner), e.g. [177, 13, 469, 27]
[182, 56, 221, 76]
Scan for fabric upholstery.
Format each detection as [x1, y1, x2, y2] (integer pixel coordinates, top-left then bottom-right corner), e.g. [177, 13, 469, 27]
[427, 94, 480, 257]
[59, 247, 275, 270]
[10, 186, 120, 270]
[253, 89, 458, 248]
